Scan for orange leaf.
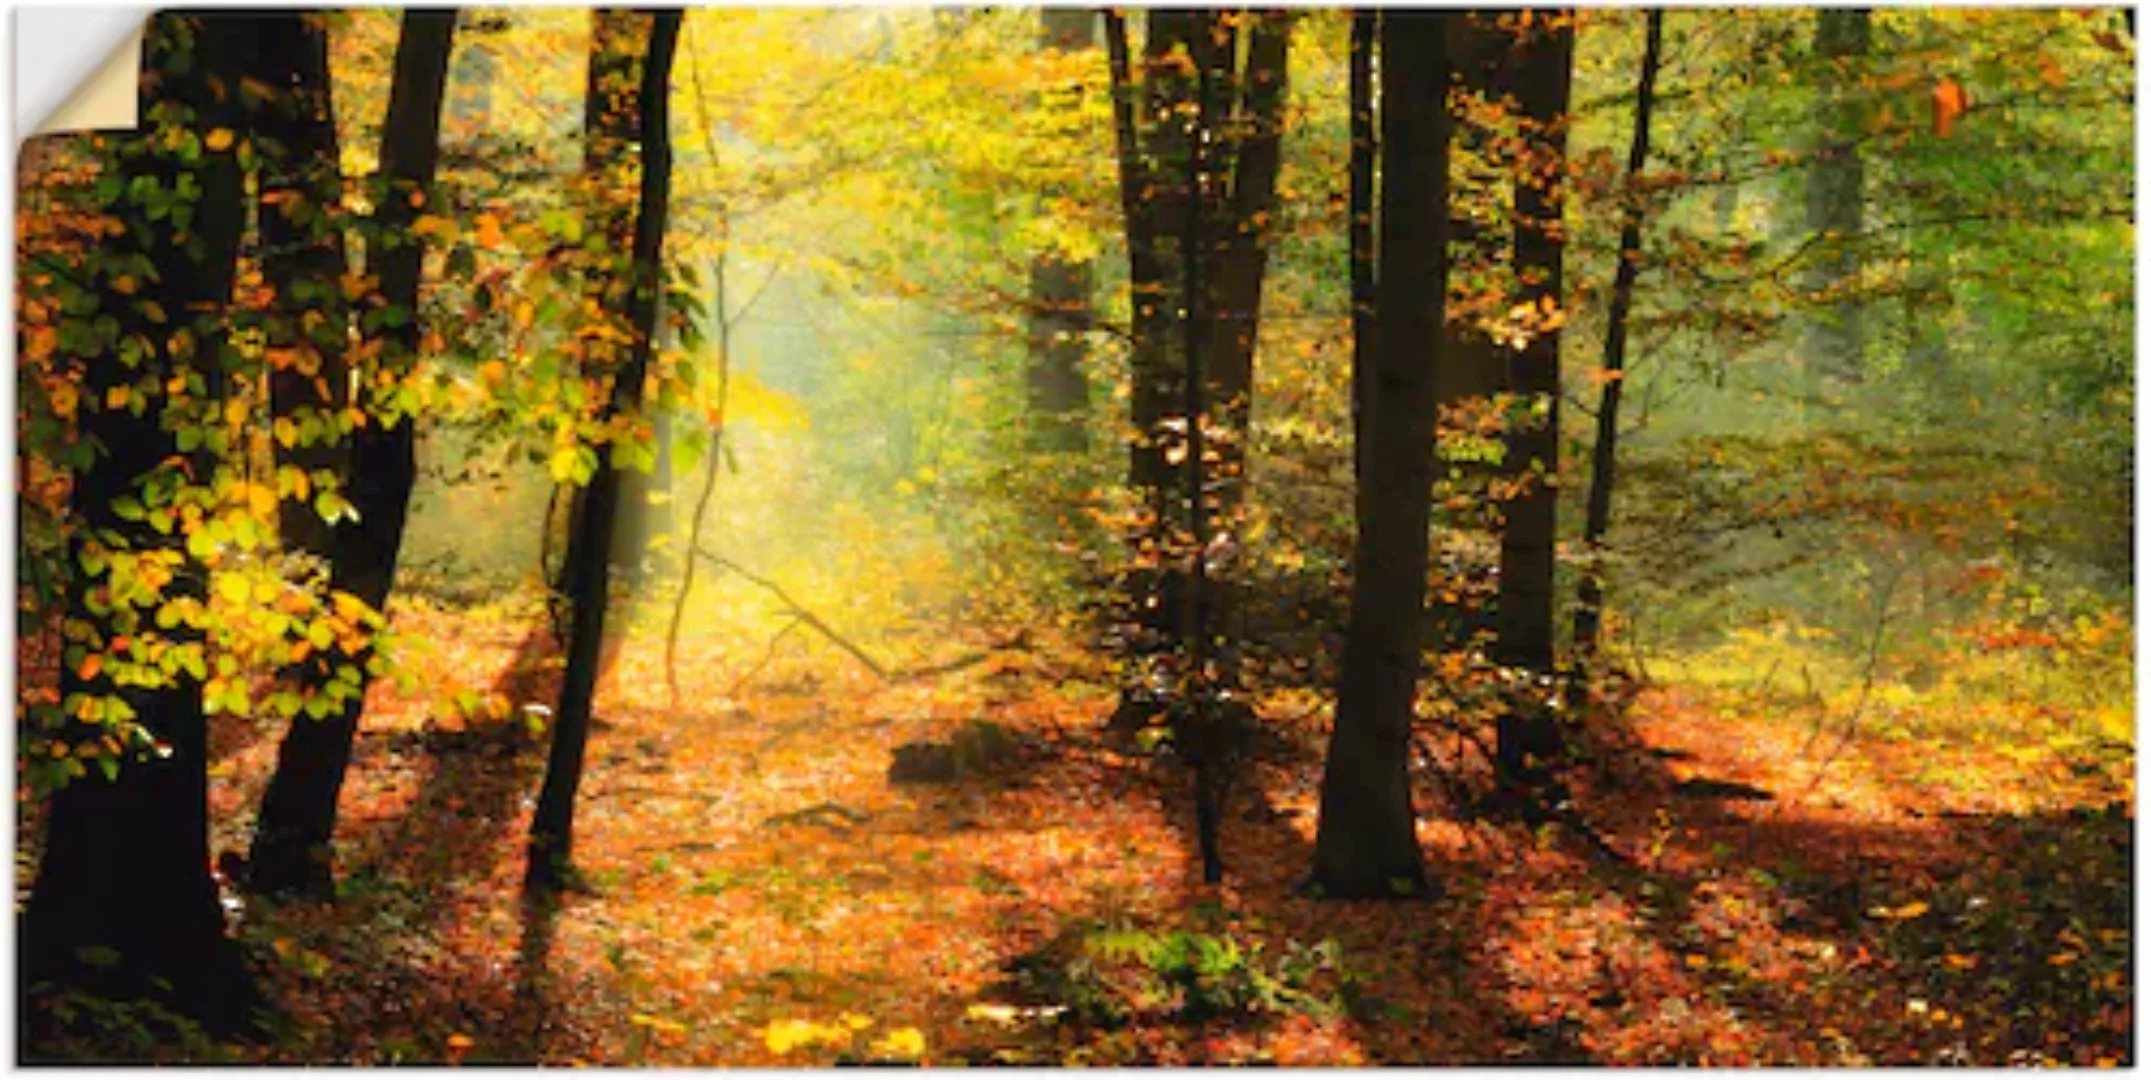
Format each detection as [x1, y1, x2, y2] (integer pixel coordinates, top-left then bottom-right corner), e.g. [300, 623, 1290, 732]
[1931, 76, 1969, 138]
[76, 653, 103, 681]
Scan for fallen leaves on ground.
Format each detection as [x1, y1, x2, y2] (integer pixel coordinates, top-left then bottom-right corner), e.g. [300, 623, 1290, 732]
[171, 599, 2135, 1065]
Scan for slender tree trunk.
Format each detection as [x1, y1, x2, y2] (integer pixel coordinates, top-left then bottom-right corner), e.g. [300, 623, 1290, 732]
[1025, 7, 1095, 453]
[1178, 18, 1218, 883]
[246, 10, 458, 900]
[1347, 10, 1377, 486]
[1106, 10, 1197, 730]
[1802, 7, 1870, 388]
[1573, 9, 1664, 656]
[1428, 10, 1510, 651]
[1308, 10, 1447, 901]
[1491, 10, 1575, 787]
[248, 7, 353, 898]
[527, 9, 681, 893]
[259, 12, 350, 570]
[22, 12, 263, 1043]
[555, 10, 648, 607]
[1199, 7, 1289, 625]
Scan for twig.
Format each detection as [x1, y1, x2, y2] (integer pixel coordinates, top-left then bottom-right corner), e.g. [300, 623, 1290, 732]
[729, 615, 803, 699]
[1800, 559, 1905, 789]
[696, 546, 889, 680]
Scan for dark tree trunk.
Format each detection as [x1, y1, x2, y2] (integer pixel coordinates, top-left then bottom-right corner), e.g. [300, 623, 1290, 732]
[246, 10, 458, 900]
[554, 10, 650, 604]
[1199, 7, 1289, 619]
[1106, 10, 1198, 730]
[527, 9, 681, 893]
[1492, 10, 1575, 787]
[1347, 10, 1377, 486]
[1308, 10, 1448, 901]
[1573, 10, 1663, 657]
[1802, 7, 1870, 387]
[21, 12, 263, 1044]
[1025, 7, 1096, 454]
[258, 12, 350, 569]
[1428, 10, 1510, 652]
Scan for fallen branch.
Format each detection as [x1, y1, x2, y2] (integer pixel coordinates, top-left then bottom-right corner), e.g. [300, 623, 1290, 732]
[694, 546, 889, 681]
[761, 802, 874, 831]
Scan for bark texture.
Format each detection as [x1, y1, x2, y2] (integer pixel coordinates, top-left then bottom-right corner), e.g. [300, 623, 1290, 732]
[247, 9, 458, 900]
[22, 12, 263, 1043]
[528, 9, 682, 893]
[1309, 10, 1448, 901]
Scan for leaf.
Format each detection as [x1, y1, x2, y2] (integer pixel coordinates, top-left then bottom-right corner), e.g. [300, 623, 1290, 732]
[204, 128, 235, 152]
[870, 1027, 926, 1060]
[1931, 76, 1969, 138]
[216, 573, 251, 605]
[1867, 899, 1930, 921]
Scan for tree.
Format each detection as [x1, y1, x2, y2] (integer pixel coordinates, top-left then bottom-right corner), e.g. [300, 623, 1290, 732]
[1802, 8, 1871, 387]
[22, 11, 264, 1041]
[1573, 9, 1664, 657]
[245, 10, 460, 900]
[1427, 9, 1516, 651]
[1024, 8, 1096, 454]
[527, 8, 682, 893]
[1347, 10, 1377, 486]
[1490, 10, 1574, 789]
[1307, 10, 1448, 901]
[1104, 9, 1201, 730]
[553, 9, 668, 610]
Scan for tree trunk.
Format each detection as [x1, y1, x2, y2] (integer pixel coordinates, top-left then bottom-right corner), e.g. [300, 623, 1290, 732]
[1428, 10, 1510, 652]
[553, 10, 650, 606]
[22, 11, 263, 1044]
[246, 10, 458, 900]
[259, 12, 350, 570]
[1802, 7, 1870, 388]
[527, 9, 681, 893]
[1199, 8, 1290, 659]
[1025, 7, 1095, 454]
[1492, 10, 1575, 787]
[1106, 10, 1198, 729]
[1347, 10, 1377, 486]
[1308, 10, 1447, 901]
[1573, 10, 1664, 657]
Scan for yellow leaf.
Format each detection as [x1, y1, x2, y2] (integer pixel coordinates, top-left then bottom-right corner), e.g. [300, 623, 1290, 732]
[1868, 900, 1930, 921]
[446, 1033, 474, 1051]
[105, 384, 130, 410]
[205, 128, 235, 152]
[870, 1027, 926, 1060]
[478, 359, 507, 384]
[411, 214, 456, 241]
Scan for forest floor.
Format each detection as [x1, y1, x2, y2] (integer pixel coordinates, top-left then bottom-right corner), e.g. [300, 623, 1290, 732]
[163, 598, 2134, 1065]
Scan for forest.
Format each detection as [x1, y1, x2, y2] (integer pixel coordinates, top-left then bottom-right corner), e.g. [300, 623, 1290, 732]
[12, 5, 2134, 1066]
